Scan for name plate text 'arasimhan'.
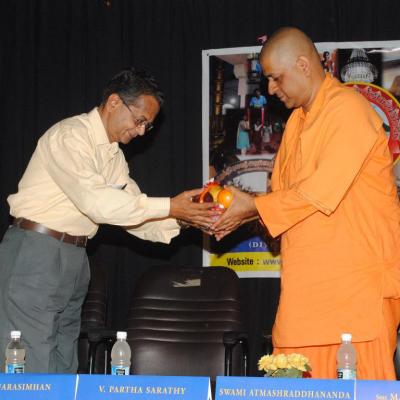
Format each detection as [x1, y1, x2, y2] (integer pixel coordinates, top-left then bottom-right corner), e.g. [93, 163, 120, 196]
[0, 374, 76, 400]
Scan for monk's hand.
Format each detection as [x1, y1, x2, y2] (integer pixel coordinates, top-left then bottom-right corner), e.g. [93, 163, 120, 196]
[211, 186, 259, 241]
[170, 188, 222, 230]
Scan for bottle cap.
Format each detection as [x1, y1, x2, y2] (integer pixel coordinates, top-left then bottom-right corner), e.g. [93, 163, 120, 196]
[10, 331, 21, 339]
[341, 333, 352, 341]
[116, 331, 127, 340]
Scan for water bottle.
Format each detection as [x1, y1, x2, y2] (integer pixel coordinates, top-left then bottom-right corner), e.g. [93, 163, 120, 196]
[111, 331, 131, 375]
[5, 331, 26, 374]
[336, 333, 357, 379]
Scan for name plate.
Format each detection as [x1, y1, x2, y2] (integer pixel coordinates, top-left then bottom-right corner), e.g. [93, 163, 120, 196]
[76, 375, 211, 400]
[356, 380, 400, 400]
[0, 373, 77, 400]
[215, 376, 355, 400]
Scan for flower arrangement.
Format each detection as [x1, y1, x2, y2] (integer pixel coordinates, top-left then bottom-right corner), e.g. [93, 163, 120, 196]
[258, 353, 312, 378]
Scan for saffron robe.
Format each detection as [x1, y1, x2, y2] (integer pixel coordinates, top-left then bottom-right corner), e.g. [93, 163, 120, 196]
[255, 75, 400, 359]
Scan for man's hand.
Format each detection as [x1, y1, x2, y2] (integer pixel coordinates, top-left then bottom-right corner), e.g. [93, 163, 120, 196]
[170, 188, 222, 231]
[211, 186, 259, 241]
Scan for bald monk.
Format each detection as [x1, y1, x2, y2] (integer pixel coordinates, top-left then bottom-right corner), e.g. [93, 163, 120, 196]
[212, 27, 400, 379]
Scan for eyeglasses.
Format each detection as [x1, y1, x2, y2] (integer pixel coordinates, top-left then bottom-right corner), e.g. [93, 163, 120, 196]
[120, 98, 154, 132]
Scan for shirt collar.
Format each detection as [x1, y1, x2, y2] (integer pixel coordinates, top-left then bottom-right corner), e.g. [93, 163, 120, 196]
[87, 107, 119, 155]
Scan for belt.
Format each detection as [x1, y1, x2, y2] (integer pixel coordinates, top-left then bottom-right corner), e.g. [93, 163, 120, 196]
[13, 218, 88, 248]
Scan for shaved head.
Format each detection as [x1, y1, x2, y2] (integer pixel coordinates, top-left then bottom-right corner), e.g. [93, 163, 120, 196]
[259, 27, 325, 111]
[261, 27, 322, 69]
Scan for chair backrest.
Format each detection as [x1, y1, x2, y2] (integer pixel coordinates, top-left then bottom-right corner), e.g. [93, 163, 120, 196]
[126, 265, 244, 381]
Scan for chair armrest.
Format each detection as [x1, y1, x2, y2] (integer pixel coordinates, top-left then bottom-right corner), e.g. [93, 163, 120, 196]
[80, 327, 117, 342]
[223, 331, 248, 346]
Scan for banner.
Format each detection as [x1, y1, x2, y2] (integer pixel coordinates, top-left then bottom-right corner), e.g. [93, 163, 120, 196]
[0, 374, 77, 400]
[356, 380, 400, 400]
[76, 375, 211, 400]
[215, 376, 355, 400]
[0, 374, 211, 400]
[202, 40, 400, 277]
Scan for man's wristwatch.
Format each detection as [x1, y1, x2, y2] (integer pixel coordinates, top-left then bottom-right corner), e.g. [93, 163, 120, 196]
[177, 219, 190, 229]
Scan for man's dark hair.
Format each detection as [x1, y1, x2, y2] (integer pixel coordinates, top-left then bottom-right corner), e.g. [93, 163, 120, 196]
[102, 67, 164, 106]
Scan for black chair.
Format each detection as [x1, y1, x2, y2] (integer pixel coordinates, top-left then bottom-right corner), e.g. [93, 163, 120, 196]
[78, 263, 110, 374]
[126, 265, 248, 384]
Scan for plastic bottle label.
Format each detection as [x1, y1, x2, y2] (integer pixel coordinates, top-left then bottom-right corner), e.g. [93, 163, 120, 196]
[111, 365, 130, 375]
[6, 363, 25, 374]
[337, 368, 356, 379]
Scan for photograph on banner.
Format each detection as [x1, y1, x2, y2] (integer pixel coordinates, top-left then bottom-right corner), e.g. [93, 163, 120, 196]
[319, 44, 400, 183]
[202, 41, 400, 278]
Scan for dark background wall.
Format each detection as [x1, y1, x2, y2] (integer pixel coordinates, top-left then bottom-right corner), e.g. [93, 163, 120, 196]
[1, 0, 399, 375]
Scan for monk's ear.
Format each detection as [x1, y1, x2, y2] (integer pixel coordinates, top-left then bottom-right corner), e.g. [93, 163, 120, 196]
[296, 56, 311, 77]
